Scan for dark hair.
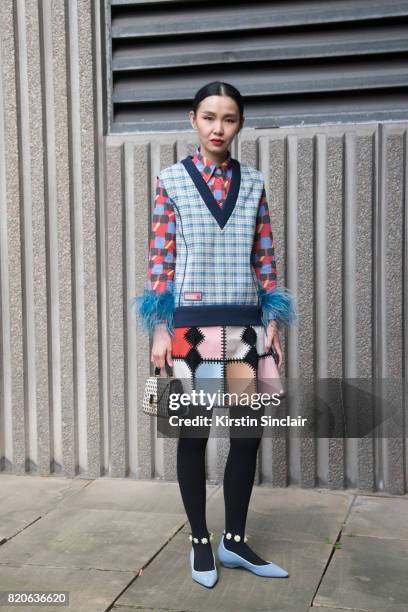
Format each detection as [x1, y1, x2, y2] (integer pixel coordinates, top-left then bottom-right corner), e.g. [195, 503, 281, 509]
[192, 81, 244, 120]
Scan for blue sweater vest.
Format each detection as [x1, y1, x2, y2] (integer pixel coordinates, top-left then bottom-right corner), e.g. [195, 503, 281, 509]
[161, 156, 264, 327]
[133, 156, 297, 336]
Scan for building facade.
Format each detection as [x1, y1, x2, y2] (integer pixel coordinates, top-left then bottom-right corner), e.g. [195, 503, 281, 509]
[0, 0, 407, 493]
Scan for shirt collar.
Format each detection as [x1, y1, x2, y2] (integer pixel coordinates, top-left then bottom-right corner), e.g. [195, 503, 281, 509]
[193, 146, 232, 183]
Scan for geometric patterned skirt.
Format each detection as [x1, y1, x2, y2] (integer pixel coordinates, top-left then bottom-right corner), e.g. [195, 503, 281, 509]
[171, 324, 283, 406]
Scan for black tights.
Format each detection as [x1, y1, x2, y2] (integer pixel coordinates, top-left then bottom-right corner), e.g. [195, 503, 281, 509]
[177, 406, 268, 571]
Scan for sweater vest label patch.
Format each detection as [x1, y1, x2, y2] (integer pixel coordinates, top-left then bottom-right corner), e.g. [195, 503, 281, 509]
[184, 291, 202, 301]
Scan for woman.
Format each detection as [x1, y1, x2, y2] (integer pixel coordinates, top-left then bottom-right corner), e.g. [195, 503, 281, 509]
[134, 81, 297, 588]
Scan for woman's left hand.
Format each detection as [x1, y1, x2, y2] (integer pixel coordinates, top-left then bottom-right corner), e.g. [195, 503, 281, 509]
[265, 320, 282, 369]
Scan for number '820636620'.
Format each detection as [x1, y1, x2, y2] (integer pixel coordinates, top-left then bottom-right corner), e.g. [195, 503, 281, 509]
[0, 591, 69, 606]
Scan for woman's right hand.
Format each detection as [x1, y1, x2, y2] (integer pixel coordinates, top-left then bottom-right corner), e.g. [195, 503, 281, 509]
[151, 323, 174, 370]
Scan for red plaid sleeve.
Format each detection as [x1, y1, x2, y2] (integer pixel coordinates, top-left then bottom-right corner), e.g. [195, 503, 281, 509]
[147, 177, 176, 294]
[251, 186, 277, 292]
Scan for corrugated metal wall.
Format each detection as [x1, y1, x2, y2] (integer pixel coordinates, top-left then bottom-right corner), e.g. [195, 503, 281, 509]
[109, 0, 408, 131]
[0, 0, 407, 493]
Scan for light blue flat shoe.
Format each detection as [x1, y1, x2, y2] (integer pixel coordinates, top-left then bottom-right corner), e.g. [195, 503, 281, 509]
[190, 547, 218, 588]
[217, 533, 289, 578]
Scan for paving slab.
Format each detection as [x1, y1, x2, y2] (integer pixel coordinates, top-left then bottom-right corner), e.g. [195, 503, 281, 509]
[62, 477, 218, 513]
[0, 475, 87, 542]
[344, 495, 408, 540]
[309, 608, 358, 611]
[0, 506, 185, 572]
[314, 535, 408, 612]
[113, 609, 184, 612]
[113, 531, 330, 612]
[181, 486, 352, 545]
[0, 564, 134, 612]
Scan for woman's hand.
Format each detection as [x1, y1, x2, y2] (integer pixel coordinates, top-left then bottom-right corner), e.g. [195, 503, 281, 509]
[151, 323, 174, 371]
[264, 320, 283, 369]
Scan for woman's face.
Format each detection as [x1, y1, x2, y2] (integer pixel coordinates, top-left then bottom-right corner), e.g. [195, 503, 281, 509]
[189, 95, 244, 159]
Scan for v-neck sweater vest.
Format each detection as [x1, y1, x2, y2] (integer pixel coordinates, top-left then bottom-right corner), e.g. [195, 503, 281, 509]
[159, 156, 264, 327]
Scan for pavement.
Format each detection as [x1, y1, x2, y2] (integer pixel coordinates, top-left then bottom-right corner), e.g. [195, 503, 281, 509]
[0, 474, 407, 612]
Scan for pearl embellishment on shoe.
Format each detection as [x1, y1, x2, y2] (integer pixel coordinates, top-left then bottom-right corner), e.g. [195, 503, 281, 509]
[222, 530, 249, 543]
[189, 531, 214, 544]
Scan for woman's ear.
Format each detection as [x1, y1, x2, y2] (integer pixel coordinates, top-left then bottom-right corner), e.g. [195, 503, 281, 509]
[188, 110, 196, 129]
[238, 115, 245, 132]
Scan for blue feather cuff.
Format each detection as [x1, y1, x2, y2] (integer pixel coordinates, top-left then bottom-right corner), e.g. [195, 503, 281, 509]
[130, 289, 175, 337]
[259, 286, 298, 330]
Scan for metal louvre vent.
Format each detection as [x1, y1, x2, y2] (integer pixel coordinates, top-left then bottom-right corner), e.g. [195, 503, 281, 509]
[109, 0, 408, 133]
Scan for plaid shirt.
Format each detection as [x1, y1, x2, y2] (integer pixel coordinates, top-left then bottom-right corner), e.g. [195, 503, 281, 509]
[147, 146, 277, 295]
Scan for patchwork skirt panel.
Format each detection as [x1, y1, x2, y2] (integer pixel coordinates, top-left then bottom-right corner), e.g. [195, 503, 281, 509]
[171, 325, 283, 406]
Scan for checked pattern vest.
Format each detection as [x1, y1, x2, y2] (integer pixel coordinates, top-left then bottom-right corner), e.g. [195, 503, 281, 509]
[158, 157, 265, 327]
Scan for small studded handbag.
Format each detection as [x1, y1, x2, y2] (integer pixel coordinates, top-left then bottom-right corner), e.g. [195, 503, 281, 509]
[142, 366, 187, 418]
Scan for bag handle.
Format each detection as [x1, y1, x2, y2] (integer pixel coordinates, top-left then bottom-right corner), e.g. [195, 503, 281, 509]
[154, 364, 173, 376]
